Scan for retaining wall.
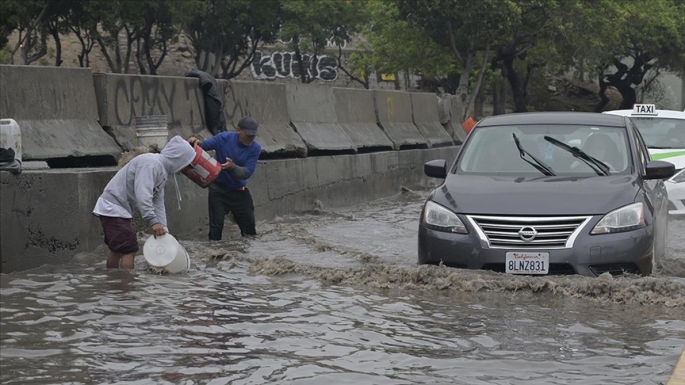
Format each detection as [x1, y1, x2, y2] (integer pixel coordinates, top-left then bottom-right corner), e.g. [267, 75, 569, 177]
[333, 88, 394, 153]
[93, 73, 214, 150]
[0, 65, 121, 163]
[286, 83, 356, 154]
[374, 90, 429, 150]
[223, 81, 307, 157]
[411, 92, 454, 148]
[1, 146, 459, 273]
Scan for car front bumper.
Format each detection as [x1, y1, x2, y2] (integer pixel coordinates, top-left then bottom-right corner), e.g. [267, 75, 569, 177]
[418, 217, 654, 277]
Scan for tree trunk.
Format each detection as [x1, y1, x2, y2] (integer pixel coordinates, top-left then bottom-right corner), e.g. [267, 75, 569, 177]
[594, 75, 610, 113]
[474, 84, 485, 119]
[136, 38, 147, 74]
[493, 75, 506, 115]
[465, 42, 491, 120]
[294, 40, 307, 84]
[455, 50, 473, 121]
[501, 56, 527, 113]
[48, 22, 62, 66]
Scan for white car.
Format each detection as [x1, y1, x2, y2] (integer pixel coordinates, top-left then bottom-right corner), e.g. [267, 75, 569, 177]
[604, 105, 685, 216]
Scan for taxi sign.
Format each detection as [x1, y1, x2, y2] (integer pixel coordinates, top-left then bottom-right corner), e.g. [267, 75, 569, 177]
[632, 104, 657, 115]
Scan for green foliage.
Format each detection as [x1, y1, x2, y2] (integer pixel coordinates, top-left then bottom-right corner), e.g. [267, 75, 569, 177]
[0, 45, 12, 64]
[354, 0, 455, 80]
[178, 0, 281, 78]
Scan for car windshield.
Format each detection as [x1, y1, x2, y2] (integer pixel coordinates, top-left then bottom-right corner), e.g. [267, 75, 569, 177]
[457, 124, 632, 176]
[629, 117, 685, 149]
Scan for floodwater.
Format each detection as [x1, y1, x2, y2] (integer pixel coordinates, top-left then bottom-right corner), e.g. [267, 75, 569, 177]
[2, 187, 684, 384]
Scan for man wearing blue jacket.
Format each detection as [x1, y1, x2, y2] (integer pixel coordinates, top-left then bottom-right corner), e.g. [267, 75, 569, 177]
[93, 135, 196, 269]
[188, 116, 262, 240]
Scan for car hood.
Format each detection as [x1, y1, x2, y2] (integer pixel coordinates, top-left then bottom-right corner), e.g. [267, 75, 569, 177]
[432, 175, 640, 216]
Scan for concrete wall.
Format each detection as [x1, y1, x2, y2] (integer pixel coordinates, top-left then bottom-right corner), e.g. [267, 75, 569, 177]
[1, 146, 459, 273]
[374, 90, 429, 150]
[223, 81, 307, 158]
[93, 73, 214, 150]
[411, 92, 454, 148]
[286, 83, 356, 154]
[0, 65, 121, 162]
[333, 88, 394, 153]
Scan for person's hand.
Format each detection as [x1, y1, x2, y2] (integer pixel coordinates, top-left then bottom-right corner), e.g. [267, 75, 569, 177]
[151, 223, 167, 238]
[221, 157, 234, 170]
[188, 136, 199, 147]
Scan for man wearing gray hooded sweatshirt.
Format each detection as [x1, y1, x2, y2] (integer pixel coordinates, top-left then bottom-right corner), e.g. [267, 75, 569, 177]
[92, 136, 196, 269]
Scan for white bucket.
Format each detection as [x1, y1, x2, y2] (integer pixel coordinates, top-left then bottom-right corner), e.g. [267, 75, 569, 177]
[135, 115, 168, 149]
[0, 118, 22, 162]
[143, 233, 191, 274]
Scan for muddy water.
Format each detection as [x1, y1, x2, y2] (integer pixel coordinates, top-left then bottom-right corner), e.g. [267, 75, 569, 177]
[2, 189, 684, 384]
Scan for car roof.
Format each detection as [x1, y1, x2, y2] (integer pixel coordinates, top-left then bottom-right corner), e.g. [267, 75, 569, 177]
[603, 109, 685, 119]
[477, 112, 627, 128]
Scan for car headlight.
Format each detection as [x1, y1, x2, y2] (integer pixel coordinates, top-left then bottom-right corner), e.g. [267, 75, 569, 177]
[422, 201, 467, 234]
[591, 202, 645, 234]
[670, 169, 685, 183]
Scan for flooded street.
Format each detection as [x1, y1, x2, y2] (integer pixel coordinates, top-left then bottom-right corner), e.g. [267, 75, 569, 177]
[2, 188, 685, 384]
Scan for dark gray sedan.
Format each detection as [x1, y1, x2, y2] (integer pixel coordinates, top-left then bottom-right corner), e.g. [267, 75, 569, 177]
[419, 112, 676, 277]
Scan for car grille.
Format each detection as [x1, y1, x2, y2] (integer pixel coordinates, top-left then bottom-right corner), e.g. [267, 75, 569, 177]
[466, 215, 592, 249]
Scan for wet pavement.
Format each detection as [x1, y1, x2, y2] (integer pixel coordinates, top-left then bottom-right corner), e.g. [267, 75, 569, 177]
[2, 188, 684, 384]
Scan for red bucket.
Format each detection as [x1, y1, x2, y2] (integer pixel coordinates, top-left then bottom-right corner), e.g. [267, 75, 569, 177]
[181, 144, 221, 188]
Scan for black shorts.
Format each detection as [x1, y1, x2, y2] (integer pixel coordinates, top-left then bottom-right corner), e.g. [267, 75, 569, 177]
[99, 216, 139, 254]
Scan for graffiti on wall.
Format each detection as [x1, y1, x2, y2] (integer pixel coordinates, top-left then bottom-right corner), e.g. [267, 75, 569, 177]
[110, 76, 206, 128]
[250, 50, 339, 82]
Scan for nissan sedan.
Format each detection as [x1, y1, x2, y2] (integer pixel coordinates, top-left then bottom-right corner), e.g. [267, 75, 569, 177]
[418, 112, 676, 277]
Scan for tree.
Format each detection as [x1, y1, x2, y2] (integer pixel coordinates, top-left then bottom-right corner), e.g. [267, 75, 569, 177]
[62, 0, 99, 67]
[178, 0, 281, 79]
[489, 0, 562, 113]
[91, 0, 149, 74]
[395, 0, 507, 120]
[280, 0, 364, 83]
[1, 0, 56, 65]
[563, 0, 685, 111]
[136, 0, 180, 75]
[352, 0, 454, 90]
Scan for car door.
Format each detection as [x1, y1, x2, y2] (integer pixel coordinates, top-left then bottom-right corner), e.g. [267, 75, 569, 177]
[632, 123, 668, 256]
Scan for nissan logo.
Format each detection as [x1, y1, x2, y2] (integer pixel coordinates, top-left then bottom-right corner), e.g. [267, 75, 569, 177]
[519, 226, 538, 241]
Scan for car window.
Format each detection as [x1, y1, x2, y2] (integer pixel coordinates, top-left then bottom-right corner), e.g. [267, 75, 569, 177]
[629, 117, 685, 149]
[457, 124, 632, 176]
[631, 124, 648, 175]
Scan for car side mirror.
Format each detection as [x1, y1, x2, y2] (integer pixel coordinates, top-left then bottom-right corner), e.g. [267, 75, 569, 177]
[645, 160, 676, 180]
[424, 160, 447, 179]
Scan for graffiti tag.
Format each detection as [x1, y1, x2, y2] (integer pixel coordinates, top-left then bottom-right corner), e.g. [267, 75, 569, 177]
[250, 50, 339, 82]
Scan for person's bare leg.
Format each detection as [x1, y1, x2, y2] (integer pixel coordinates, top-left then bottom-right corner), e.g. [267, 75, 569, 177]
[120, 253, 136, 269]
[107, 252, 122, 268]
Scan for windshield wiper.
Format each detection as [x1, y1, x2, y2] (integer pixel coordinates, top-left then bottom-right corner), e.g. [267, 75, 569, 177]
[512, 134, 556, 176]
[543, 136, 610, 176]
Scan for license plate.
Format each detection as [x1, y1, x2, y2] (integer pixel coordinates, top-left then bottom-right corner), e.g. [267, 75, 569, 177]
[506, 252, 549, 275]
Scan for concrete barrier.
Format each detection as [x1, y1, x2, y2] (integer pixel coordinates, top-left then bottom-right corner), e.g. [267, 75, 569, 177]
[445, 95, 468, 144]
[223, 81, 307, 158]
[0, 65, 121, 163]
[411, 92, 454, 148]
[374, 90, 429, 150]
[93, 73, 213, 150]
[286, 83, 356, 154]
[0, 146, 459, 273]
[333, 88, 394, 153]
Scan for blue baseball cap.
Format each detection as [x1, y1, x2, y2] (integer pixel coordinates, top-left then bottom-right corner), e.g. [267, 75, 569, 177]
[238, 117, 258, 136]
